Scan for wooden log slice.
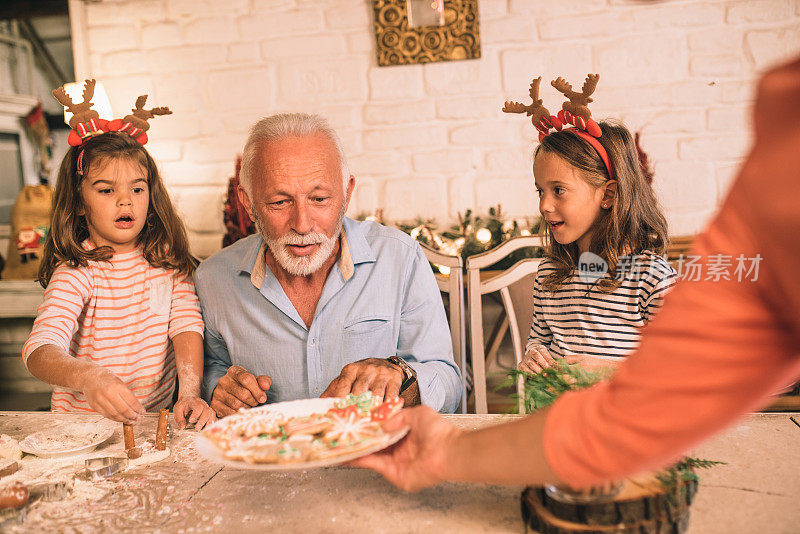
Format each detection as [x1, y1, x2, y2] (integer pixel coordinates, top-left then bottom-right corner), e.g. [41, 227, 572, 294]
[521, 474, 699, 534]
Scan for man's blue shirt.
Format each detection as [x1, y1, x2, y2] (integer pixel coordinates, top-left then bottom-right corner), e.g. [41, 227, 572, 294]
[194, 217, 462, 413]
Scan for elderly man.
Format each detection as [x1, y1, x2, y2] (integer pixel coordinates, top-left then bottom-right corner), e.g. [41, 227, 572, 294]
[195, 113, 462, 416]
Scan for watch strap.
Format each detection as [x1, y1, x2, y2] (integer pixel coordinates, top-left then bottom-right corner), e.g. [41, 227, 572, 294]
[388, 356, 417, 393]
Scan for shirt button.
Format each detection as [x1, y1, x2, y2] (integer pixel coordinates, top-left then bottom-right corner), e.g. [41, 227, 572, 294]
[314, 387, 320, 393]
[310, 338, 316, 346]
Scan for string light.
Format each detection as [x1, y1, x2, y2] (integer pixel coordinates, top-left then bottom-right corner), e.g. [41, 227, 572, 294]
[356, 206, 540, 263]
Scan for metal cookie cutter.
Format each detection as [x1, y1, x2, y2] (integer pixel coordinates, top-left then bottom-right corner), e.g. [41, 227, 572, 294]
[0, 506, 27, 528]
[85, 457, 128, 481]
[28, 480, 73, 502]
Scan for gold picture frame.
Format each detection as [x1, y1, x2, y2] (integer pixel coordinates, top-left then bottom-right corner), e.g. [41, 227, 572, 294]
[372, 0, 481, 67]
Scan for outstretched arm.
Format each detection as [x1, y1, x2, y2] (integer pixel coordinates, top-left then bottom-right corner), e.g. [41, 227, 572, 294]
[23, 266, 145, 422]
[351, 405, 561, 491]
[27, 344, 145, 423]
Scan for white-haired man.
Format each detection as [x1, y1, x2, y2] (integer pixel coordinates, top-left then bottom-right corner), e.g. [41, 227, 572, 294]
[195, 113, 462, 416]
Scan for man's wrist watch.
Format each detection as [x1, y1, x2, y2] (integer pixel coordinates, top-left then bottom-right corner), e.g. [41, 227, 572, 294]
[387, 356, 417, 393]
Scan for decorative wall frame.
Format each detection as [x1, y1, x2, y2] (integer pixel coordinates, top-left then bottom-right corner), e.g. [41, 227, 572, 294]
[372, 0, 481, 67]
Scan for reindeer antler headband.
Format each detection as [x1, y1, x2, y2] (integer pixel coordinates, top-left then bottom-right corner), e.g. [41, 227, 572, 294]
[503, 74, 614, 181]
[52, 79, 172, 148]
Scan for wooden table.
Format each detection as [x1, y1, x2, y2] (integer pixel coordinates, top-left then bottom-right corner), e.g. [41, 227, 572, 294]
[1, 412, 798, 533]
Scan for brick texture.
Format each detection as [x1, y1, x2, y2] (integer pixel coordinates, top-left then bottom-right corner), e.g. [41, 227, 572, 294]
[75, 0, 798, 256]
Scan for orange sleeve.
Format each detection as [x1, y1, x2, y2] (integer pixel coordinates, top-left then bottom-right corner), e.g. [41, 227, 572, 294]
[542, 57, 800, 488]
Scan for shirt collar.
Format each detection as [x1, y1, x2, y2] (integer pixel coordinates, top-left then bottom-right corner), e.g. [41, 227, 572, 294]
[242, 218, 376, 290]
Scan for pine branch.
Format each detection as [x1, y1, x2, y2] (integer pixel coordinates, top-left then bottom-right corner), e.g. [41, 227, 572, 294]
[502, 361, 610, 413]
[656, 457, 727, 503]
[675, 457, 726, 471]
[506, 363, 725, 500]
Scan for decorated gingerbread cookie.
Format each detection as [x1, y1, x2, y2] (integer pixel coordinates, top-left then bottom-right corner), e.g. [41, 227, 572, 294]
[201, 392, 405, 466]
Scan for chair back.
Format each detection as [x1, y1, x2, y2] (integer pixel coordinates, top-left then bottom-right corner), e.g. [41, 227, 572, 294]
[419, 243, 468, 413]
[466, 236, 543, 414]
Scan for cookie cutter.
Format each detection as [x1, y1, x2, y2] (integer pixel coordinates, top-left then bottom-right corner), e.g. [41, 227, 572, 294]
[0, 505, 26, 527]
[28, 480, 72, 502]
[85, 457, 128, 481]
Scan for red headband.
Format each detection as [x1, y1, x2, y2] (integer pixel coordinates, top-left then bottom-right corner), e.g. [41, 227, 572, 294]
[567, 128, 615, 181]
[503, 74, 616, 182]
[52, 80, 172, 148]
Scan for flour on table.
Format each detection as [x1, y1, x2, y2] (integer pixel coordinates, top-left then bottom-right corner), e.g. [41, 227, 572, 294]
[129, 448, 170, 467]
[127, 440, 171, 468]
[20, 423, 114, 455]
[0, 435, 22, 460]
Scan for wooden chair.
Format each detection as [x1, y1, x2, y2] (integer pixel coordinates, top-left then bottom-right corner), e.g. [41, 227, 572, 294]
[666, 235, 695, 270]
[419, 243, 468, 414]
[466, 236, 543, 414]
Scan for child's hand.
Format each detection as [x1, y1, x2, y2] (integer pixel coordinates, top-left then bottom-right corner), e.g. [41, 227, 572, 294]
[82, 368, 145, 423]
[518, 345, 557, 374]
[564, 354, 621, 374]
[173, 396, 216, 430]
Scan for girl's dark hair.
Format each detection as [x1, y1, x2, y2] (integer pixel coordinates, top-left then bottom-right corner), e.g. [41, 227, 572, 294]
[536, 120, 668, 292]
[38, 132, 197, 287]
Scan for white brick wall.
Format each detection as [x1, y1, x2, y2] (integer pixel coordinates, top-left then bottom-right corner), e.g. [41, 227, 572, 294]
[73, 0, 800, 258]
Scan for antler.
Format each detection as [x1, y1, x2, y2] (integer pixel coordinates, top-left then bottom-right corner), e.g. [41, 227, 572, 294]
[149, 106, 172, 117]
[552, 73, 601, 130]
[551, 77, 575, 98]
[82, 79, 96, 104]
[51, 86, 75, 110]
[553, 74, 599, 108]
[133, 95, 148, 111]
[503, 76, 549, 115]
[528, 76, 543, 104]
[131, 95, 172, 117]
[503, 75, 562, 138]
[581, 74, 599, 100]
[502, 101, 529, 114]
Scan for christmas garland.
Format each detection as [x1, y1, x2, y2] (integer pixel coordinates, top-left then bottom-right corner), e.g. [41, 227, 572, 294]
[357, 205, 544, 274]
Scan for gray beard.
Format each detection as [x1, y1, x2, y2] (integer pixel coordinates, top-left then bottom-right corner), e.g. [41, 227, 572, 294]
[256, 204, 346, 277]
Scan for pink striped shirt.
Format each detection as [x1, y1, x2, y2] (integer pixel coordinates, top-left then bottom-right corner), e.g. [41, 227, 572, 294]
[22, 245, 204, 413]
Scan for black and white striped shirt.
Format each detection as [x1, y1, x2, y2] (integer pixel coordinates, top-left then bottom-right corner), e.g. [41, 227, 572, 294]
[526, 252, 677, 360]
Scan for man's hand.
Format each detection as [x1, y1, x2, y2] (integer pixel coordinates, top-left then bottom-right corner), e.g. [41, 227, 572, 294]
[210, 365, 272, 417]
[349, 405, 461, 492]
[173, 396, 217, 430]
[82, 368, 146, 424]
[321, 358, 404, 402]
[518, 345, 557, 374]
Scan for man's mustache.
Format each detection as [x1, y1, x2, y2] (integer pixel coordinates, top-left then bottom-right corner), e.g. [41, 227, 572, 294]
[277, 232, 327, 246]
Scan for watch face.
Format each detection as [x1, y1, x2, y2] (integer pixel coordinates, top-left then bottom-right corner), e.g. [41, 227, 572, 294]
[391, 357, 414, 380]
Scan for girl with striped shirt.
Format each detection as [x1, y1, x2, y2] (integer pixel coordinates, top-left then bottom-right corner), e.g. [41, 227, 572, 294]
[519, 121, 677, 373]
[23, 132, 215, 429]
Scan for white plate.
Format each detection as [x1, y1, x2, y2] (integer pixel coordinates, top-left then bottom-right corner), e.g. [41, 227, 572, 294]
[20, 423, 115, 458]
[195, 397, 409, 471]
